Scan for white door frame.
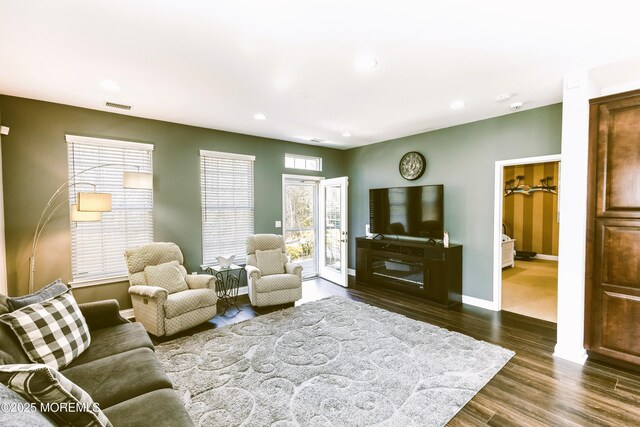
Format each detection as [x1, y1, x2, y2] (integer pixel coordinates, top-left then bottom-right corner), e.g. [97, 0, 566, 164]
[319, 176, 349, 287]
[281, 174, 323, 278]
[492, 154, 562, 310]
[0, 135, 7, 295]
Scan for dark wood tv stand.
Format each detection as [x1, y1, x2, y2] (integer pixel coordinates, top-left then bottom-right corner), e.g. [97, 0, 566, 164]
[355, 237, 462, 307]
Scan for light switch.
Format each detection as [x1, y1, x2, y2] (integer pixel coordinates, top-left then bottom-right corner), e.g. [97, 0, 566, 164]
[275, 220, 282, 228]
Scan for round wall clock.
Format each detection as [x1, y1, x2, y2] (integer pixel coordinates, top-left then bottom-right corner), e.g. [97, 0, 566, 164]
[399, 151, 426, 181]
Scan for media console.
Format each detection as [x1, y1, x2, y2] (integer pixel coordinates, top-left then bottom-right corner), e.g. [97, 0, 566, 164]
[355, 237, 462, 307]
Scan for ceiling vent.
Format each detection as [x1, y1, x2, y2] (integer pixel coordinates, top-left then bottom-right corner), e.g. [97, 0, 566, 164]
[510, 102, 524, 111]
[309, 138, 326, 143]
[105, 101, 132, 110]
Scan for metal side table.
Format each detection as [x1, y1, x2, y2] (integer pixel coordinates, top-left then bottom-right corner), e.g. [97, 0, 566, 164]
[206, 264, 244, 315]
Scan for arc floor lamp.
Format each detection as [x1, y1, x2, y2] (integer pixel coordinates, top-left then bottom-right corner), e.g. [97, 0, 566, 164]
[29, 164, 152, 293]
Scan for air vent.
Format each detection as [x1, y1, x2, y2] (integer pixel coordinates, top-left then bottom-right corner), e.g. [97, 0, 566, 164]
[310, 138, 326, 143]
[105, 101, 132, 110]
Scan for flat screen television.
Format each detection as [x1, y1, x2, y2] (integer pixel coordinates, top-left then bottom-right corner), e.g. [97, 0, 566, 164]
[369, 184, 444, 239]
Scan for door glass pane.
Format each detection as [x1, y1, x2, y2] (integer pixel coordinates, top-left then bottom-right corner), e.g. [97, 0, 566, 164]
[284, 183, 316, 277]
[324, 185, 341, 272]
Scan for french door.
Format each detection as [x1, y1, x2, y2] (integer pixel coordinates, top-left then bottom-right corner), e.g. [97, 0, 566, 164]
[319, 177, 349, 287]
[283, 176, 319, 278]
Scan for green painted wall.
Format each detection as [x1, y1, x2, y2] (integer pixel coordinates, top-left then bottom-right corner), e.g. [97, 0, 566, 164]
[0, 96, 345, 308]
[344, 104, 562, 301]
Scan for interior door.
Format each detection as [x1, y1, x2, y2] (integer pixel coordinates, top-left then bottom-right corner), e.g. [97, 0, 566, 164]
[319, 177, 349, 286]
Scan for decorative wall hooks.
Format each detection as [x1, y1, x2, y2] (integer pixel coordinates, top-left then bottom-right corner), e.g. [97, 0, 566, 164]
[505, 175, 557, 196]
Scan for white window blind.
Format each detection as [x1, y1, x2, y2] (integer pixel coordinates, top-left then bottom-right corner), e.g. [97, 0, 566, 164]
[200, 150, 255, 266]
[67, 135, 154, 283]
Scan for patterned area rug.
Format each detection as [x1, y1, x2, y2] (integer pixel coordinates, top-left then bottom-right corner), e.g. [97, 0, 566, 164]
[155, 296, 514, 426]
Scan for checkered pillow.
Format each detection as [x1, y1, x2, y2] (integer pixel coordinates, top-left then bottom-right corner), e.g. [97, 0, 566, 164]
[0, 291, 91, 370]
[0, 364, 111, 427]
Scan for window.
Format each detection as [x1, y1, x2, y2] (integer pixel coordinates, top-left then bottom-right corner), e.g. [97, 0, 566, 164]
[200, 150, 255, 266]
[285, 153, 322, 171]
[67, 135, 154, 283]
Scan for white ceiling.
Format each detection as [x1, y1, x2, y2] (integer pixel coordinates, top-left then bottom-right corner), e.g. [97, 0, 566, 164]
[1, 0, 639, 149]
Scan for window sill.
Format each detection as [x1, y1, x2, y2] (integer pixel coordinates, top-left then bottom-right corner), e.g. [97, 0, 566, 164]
[69, 275, 129, 289]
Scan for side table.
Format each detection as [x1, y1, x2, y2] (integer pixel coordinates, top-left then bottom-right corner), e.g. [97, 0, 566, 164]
[206, 264, 244, 315]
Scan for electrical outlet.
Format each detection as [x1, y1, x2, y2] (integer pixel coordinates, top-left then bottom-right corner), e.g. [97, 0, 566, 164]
[275, 220, 282, 228]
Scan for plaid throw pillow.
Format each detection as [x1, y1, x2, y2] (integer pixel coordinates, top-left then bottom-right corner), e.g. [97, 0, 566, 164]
[0, 291, 91, 370]
[0, 364, 111, 427]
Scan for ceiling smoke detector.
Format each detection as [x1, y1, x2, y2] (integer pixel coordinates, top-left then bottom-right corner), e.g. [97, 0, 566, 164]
[510, 102, 524, 111]
[105, 101, 132, 110]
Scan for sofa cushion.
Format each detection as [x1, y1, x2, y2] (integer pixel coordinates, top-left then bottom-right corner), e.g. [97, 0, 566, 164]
[62, 347, 172, 409]
[0, 363, 111, 427]
[164, 288, 218, 319]
[64, 322, 154, 369]
[256, 274, 301, 292]
[256, 248, 285, 275]
[103, 389, 194, 427]
[6, 279, 68, 311]
[144, 261, 189, 294]
[0, 290, 91, 370]
[0, 383, 56, 427]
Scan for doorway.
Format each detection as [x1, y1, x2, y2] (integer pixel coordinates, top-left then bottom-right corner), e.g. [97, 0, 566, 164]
[283, 175, 321, 278]
[494, 155, 561, 322]
[282, 175, 349, 287]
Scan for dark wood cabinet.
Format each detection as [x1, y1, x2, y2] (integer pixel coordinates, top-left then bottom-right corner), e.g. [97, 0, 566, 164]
[586, 89, 640, 367]
[355, 237, 462, 307]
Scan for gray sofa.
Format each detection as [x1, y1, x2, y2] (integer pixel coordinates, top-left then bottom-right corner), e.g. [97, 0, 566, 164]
[0, 297, 193, 427]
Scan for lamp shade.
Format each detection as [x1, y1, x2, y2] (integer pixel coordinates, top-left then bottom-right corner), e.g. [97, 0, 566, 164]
[123, 171, 153, 189]
[77, 192, 112, 212]
[70, 204, 102, 222]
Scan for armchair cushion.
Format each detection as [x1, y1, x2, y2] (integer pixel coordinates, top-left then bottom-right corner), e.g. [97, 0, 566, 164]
[255, 274, 302, 293]
[255, 248, 285, 275]
[164, 289, 218, 319]
[144, 261, 188, 294]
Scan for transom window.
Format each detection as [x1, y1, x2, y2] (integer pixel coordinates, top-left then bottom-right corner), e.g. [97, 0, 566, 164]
[285, 153, 322, 172]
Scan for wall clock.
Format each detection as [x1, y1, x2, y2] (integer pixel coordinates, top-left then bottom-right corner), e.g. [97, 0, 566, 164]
[399, 151, 426, 181]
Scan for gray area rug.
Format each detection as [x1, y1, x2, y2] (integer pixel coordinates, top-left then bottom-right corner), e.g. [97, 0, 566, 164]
[156, 296, 514, 426]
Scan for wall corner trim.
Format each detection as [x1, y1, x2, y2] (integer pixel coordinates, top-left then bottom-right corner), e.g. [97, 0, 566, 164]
[553, 343, 588, 365]
[462, 295, 499, 311]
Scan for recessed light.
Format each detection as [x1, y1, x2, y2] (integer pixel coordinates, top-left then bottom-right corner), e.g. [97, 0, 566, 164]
[254, 113, 267, 120]
[495, 93, 513, 102]
[342, 132, 352, 138]
[292, 93, 308, 100]
[99, 80, 121, 92]
[449, 100, 466, 110]
[354, 56, 378, 72]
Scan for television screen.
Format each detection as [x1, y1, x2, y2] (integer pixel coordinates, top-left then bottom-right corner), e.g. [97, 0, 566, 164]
[369, 185, 444, 239]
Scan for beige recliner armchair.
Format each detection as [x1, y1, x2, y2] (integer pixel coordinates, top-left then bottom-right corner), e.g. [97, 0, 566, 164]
[245, 234, 303, 306]
[124, 242, 218, 336]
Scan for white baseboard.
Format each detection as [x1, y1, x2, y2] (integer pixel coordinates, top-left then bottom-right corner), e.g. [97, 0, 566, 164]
[348, 268, 355, 276]
[553, 344, 588, 365]
[462, 295, 499, 311]
[238, 285, 248, 296]
[534, 254, 559, 261]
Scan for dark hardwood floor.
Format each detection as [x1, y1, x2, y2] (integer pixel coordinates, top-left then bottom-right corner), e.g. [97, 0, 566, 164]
[153, 278, 640, 426]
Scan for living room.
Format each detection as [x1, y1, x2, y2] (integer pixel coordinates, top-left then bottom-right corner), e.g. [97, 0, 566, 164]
[2, 1, 640, 426]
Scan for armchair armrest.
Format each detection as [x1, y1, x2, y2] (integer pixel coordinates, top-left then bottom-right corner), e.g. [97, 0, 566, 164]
[78, 299, 129, 330]
[185, 274, 217, 290]
[285, 262, 303, 277]
[128, 285, 168, 304]
[245, 265, 262, 281]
